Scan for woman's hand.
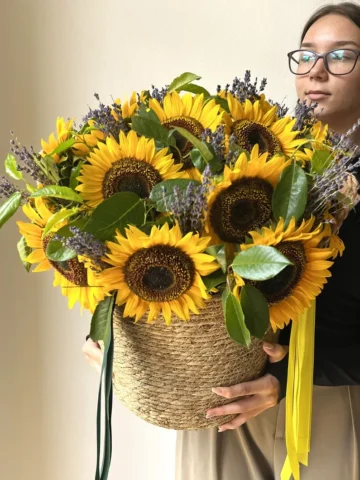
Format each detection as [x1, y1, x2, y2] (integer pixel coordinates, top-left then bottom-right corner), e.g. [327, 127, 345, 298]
[82, 338, 103, 374]
[206, 342, 288, 432]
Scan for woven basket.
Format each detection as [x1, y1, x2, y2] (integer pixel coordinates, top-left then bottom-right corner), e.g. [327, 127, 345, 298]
[112, 295, 277, 430]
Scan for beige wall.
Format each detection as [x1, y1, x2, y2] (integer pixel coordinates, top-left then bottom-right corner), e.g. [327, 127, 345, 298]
[0, 0, 342, 478]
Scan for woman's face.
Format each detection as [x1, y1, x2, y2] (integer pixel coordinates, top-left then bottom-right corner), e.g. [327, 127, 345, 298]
[295, 14, 360, 133]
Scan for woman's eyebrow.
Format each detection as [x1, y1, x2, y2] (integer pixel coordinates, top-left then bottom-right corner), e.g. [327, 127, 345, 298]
[301, 40, 360, 48]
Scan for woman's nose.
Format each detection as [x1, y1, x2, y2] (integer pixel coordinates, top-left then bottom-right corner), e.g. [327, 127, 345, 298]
[309, 57, 328, 80]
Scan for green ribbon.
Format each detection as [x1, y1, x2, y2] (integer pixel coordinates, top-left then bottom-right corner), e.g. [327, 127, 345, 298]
[94, 296, 115, 480]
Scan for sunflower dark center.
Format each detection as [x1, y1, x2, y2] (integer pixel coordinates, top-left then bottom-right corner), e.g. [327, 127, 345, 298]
[102, 158, 162, 199]
[42, 235, 88, 286]
[143, 266, 175, 290]
[251, 241, 306, 305]
[55, 259, 89, 286]
[124, 245, 195, 302]
[233, 119, 281, 156]
[209, 178, 273, 243]
[162, 117, 204, 169]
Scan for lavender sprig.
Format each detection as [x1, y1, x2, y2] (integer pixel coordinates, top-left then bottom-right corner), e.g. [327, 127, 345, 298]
[60, 227, 108, 269]
[293, 99, 318, 132]
[268, 99, 289, 119]
[0, 177, 20, 199]
[10, 134, 51, 185]
[166, 165, 213, 235]
[82, 93, 128, 138]
[0, 176, 30, 202]
[201, 126, 226, 165]
[217, 71, 267, 103]
[306, 151, 360, 220]
[150, 84, 169, 103]
[225, 134, 243, 168]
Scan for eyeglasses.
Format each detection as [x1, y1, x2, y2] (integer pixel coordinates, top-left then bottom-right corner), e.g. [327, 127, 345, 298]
[287, 49, 360, 75]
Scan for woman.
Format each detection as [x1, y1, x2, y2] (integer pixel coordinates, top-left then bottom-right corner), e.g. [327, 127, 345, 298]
[83, 3, 360, 478]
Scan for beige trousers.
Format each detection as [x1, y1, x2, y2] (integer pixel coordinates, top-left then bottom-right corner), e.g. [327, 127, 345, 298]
[175, 386, 360, 480]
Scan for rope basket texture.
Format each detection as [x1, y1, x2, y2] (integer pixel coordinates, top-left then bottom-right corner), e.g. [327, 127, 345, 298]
[112, 295, 277, 430]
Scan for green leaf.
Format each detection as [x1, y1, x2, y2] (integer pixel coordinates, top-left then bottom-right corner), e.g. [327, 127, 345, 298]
[46, 238, 77, 261]
[225, 292, 251, 346]
[42, 207, 80, 237]
[272, 162, 308, 225]
[311, 150, 334, 174]
[89, 295, 115, 342]
[202, 269, 226, 292]
[205, 244, 227, 273]
[209, 95, 230, 113]
[49, 137, 75, 156]
[190, 149, 206, 172]
[31, 186, 83, 203]
[149, 178, 200, 212]
[138, 103, 161, 123]
[84, 192, 145, 240]
[5, 154, 23, 180]
[131, 115, 174, 146]
[69, 161, 85, 190]
[240, 285, 269, 339]
[221, 287, 230, 311]
[171, 126, 213, 163]
[190, 145, 222, 174]
[43, 155, 60, 183]
[180, 84, 210, 97]
[207, 144, 223, 173]
[26, 184, 36, 194]
[17, 236, 32, 272]
[0, 192, 22, 229]
[60, 164, 72, 180]
[54, 217, 89, 238]
[140, 215, 174, 234]
[168, 72, 201, 92]
[228, 141, 249, 160]
[232, 245, 293, 281]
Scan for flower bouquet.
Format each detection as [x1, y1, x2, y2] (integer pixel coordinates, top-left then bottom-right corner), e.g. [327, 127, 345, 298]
[2, 72, 359, 479]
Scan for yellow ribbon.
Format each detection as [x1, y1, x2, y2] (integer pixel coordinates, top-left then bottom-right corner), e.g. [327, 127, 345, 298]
[280, 299, 315, 480]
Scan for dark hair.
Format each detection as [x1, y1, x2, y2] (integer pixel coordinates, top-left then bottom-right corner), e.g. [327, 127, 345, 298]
[301, 2, 360, 43]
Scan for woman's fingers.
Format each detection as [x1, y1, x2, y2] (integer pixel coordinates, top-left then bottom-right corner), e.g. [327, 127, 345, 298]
[217, 405, 268, 432]
[206, 389, 276, 418]
[83, 338, 103, 373]
[82, 338, 100, 354]
[263, 342, 289, 363]
[211, 372, 279, 399]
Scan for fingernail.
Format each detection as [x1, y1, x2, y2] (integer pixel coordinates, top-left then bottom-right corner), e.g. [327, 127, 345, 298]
[218, 426, 226, 433]
[206, 411, 215, 419]
[212, 387, 223, 394]
[263, 342, 274, 350]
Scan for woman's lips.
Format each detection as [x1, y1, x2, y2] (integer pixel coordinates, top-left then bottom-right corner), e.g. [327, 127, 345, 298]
[307, 92, 331, 101]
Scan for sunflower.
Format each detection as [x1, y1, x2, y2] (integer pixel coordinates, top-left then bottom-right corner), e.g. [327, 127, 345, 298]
[17, 197, 59, 272]
[234, 216, 334, 329]
[112, 91, 148, 120]
[76, 130, 185, 208]
[41, 117, 74, 163]
[297, 121, 330, 163]
[41, 117, 104, 161]
[53, 259, 105, 313]
[17, 198, 105, 312]
[218, 90, 274, 114]
[205, 145, 290, 245]
[72, 120, 105, 157]
[98, 222, 220, 324]
[322, 211, 346, 259]
[149, 91, 223, 177]
[224, 94, 306, 158]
